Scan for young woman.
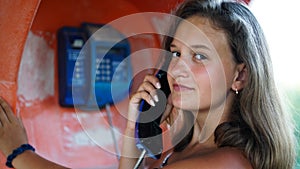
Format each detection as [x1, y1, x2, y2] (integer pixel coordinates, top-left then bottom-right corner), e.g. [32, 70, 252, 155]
[0, 0, 296, 169]
[119, 0, 296, 169]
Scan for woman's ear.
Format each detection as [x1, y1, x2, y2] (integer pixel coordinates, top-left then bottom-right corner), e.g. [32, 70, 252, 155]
[231, 63, 247, 92]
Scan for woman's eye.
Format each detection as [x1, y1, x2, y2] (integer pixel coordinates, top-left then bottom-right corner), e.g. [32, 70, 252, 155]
[171, 51, 181, 57]
[194, 53, 207, 61]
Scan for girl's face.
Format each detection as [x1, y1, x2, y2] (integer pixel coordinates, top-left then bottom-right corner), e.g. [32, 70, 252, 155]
[167, 16, 237, 112]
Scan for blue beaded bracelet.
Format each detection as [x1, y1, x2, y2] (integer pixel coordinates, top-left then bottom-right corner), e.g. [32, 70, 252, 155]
[6, 144, 35, 168]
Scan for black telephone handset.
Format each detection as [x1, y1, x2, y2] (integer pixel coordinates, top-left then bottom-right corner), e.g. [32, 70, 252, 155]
[135, 69, 170, 159]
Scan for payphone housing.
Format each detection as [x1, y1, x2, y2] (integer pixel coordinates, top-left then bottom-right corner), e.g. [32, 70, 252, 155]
[58, 23, 131, 109]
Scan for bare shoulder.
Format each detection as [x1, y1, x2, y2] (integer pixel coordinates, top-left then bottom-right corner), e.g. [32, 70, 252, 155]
[163, 147, 253, 169]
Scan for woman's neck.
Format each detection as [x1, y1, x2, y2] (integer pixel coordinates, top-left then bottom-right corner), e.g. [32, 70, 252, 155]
[166, 94, 235, 164]
[189, 99, 233, 148]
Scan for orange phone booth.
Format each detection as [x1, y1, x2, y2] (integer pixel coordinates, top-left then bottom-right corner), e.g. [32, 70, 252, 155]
[0, 0, 185, 168]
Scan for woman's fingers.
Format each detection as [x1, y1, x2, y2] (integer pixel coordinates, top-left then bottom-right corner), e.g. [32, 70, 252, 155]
[137, 83, 158, 106]
[143, 74, 161, 89]
[0, 97, 16, 124]
[134, 90, 156, 107]
[136, 75, 161, 105]
[127, 74, 161, 128]
[0, 97, 28, 156]
[0, 97, 25, 129]
[0, 97, 10, 125]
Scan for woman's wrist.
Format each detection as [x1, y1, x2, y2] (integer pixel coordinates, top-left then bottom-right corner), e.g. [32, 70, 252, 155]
[6, 144, 35, 168]
[125, 118, 137, 132]
[124, 126, 136, 137]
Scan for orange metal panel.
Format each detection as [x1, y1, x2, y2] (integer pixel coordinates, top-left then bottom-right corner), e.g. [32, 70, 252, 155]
[0, 0, 41, 168]
[0, 0, 184, 168]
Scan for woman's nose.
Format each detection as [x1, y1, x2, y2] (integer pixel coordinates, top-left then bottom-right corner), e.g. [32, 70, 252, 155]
[169, 57, 189, 78]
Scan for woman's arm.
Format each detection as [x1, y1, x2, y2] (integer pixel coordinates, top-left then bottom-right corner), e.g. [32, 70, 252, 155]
[118, 74, 162, 169]
[10, 150, 69, 169]
[118, 127, 141, 169]
[0, 97, 69, 169]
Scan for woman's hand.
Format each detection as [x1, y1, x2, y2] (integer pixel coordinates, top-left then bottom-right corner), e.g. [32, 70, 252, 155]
[0, 97, 28, 157]
[126, 74, 162, 130]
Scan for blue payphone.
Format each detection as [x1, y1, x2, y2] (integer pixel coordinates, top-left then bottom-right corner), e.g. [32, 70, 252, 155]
[57, 23, 132, 109]
[57, 27, 88, 107]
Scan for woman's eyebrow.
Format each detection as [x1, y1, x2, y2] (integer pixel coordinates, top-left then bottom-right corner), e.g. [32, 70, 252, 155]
[170, 44, 177, 48]
[190, 44, 210, 50]
[170, 43, 211, 51]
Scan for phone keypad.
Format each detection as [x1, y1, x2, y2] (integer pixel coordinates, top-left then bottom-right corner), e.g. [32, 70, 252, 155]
[95, 56, 129, 82]
[69, 49, 85, 86]
[113, 61, 128, 81]
[95, 58, 110, 82]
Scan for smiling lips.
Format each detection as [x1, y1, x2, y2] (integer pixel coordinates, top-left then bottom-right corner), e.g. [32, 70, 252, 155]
[173, 83, 194, 92]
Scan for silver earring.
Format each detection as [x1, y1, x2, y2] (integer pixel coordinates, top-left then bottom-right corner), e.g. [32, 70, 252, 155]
[235, 88, 239, 95]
